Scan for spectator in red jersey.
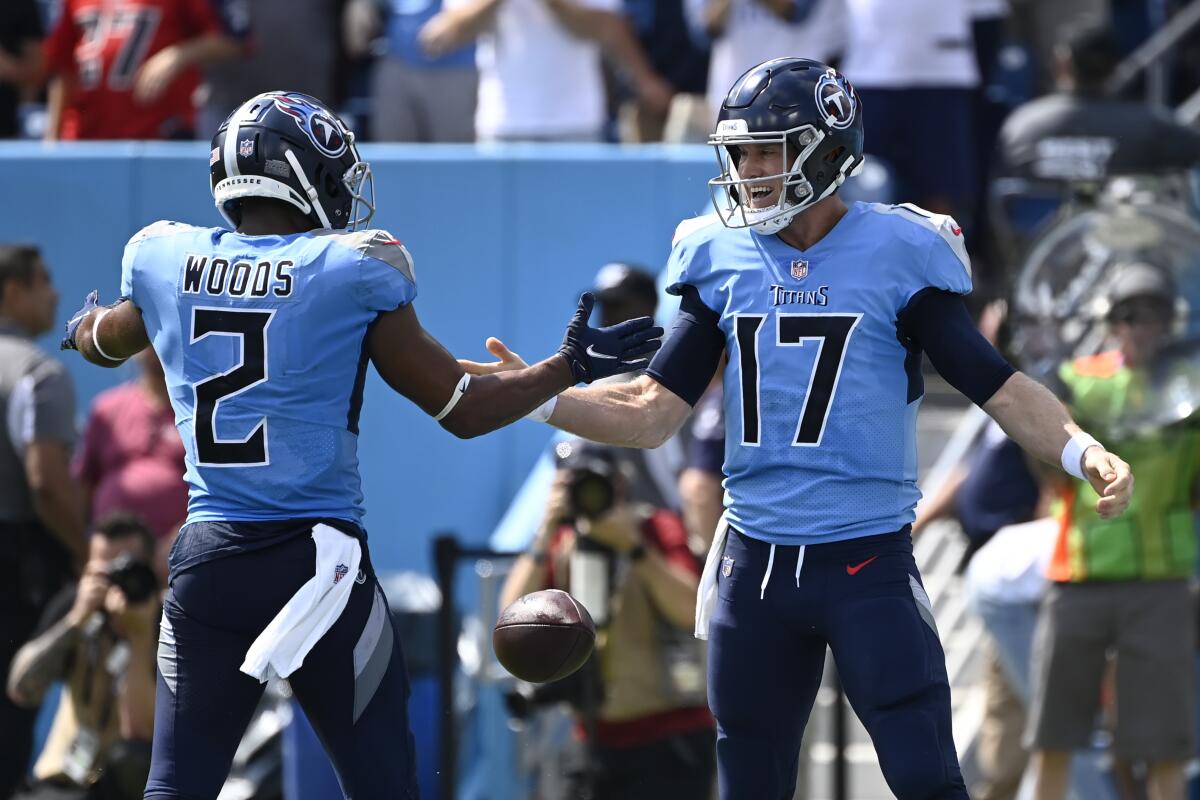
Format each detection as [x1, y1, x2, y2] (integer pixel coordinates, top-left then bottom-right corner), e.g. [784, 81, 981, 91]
[73, 349, 186, 581]
[41, 0, 248, 140]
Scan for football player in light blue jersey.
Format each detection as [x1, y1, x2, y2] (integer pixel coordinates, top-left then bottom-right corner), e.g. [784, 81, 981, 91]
[59, 91, 662, 799]
[462, 59, 1134, 799]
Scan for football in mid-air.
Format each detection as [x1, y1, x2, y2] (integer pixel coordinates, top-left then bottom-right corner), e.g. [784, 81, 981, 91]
[493, 589, 596, 684]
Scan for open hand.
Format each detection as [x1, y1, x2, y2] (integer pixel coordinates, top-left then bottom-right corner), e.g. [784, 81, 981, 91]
[1082, 447, 1133, 518]
[458, 337, 529, 376]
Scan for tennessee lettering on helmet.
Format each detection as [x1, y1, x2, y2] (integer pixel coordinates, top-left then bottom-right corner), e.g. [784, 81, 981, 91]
[210, 91, 374, 233]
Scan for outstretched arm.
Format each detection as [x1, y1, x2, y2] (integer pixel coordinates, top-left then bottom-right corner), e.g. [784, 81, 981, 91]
[371, 294, 661, 439]
[551, 377, 692, 448]
[62, 295, 150, 367]
[369, 304, 574, 439]
[460, 338, 694, 448]
[460, 288, 720, 448]
[904, 290, 1132, 518]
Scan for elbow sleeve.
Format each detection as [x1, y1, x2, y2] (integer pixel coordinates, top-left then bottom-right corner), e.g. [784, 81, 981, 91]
[646, 286, 726, 406]
[899, 289, 1015, 406]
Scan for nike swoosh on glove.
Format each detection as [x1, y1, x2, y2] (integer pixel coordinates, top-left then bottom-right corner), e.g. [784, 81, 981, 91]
[61, 290, 101, 351]
[558, 292, 664, 384]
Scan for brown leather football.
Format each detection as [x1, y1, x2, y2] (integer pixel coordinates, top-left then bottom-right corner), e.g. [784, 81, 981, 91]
[493, 589, 596, 684]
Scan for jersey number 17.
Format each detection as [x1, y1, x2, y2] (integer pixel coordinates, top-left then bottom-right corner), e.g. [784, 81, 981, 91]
[735, 312, 861, 447]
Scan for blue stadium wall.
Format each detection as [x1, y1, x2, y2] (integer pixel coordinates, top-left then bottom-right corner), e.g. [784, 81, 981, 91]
[0, 142, 713, 573]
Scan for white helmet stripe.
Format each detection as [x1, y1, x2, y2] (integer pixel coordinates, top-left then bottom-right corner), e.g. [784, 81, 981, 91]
[223, 97, 257, 180]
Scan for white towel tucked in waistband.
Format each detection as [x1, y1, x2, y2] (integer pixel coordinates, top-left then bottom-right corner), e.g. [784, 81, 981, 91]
[694, 513, 730, 641]
[240, 523, 362, 683]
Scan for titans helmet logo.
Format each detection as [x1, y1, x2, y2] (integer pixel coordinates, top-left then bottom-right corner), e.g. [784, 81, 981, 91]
[814, 70, 857, 130]
[272, 93, 349, 158]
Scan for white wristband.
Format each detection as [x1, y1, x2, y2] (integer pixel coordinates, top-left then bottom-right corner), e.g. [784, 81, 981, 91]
[525, 395, 558, 423]
[433, 374, 470, 421]
[91, 308, 124, 363]
[1061, 431, 1101, 481]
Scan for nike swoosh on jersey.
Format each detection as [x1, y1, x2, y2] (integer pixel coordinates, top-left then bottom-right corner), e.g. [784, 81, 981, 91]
[586, 345, 618, 360]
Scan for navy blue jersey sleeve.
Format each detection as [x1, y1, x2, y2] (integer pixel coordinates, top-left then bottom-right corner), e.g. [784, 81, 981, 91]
[646, 285, 725, 406]
[898, 289, 1015, 406]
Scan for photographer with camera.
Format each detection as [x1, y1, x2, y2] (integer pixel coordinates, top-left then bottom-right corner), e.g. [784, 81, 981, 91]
[500, 438, 714, 800]
[6, 513, 160, 800]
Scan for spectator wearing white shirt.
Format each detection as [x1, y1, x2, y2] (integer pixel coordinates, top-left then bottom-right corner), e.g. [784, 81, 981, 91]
[421, 0, 672, 141]
[841, 0, 979, 222]
[686, 0, 846, 126]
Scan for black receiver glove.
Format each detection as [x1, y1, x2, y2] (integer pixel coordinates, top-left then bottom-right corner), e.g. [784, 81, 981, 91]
[558, 292, 664, 384]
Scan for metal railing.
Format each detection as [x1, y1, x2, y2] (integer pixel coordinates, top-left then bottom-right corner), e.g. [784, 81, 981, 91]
[1105, 0, 1200, 119]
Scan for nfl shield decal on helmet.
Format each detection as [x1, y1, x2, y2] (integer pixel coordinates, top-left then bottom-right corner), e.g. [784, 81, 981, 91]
[814, 69, 857, 130]
[791, 259, 809, 280]
[238, 138, 255, 158]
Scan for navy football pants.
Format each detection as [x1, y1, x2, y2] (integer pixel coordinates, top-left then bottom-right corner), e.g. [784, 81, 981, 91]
[144, 534, 418, 800]
[708, 527, 967, 800]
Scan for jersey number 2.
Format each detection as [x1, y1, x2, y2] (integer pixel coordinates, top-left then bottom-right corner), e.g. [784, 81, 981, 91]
[191, 308, 273, 467]
[735, 312, 861, 447]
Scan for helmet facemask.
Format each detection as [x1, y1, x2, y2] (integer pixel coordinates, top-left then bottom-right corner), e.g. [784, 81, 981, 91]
[343, 160, 375, 231]
[709, 119, 863, 235]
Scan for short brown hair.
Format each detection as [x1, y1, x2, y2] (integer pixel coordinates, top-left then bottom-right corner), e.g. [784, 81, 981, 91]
[0, 244, 42, 304]
[92, 511, 156, 558]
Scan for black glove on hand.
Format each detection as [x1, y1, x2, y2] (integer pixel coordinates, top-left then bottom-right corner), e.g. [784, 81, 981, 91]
[61, 289, 101, 351]
[558, 292, 664, 384]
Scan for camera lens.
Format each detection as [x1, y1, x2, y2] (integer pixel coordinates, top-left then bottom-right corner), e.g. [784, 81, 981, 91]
[105, 553, 159, 605]
[569, 470, 615, 519]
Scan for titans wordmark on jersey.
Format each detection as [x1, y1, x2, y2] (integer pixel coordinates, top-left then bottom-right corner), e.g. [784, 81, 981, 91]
[120, 220, 417, 525]
[667, 202, 971, 545]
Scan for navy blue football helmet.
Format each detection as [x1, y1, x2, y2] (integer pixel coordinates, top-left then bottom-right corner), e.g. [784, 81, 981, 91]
[210, 91, 374, 231]
[709, 58, 865, 234]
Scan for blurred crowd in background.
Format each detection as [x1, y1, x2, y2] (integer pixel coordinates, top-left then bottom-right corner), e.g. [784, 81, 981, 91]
[8, 1, 1200, 799]
[4, 0, 1200, 296]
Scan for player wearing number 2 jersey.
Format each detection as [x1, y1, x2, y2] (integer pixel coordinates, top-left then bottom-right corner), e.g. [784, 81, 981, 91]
[59, 91, 662, 798]
[462, 58, 1134, 800]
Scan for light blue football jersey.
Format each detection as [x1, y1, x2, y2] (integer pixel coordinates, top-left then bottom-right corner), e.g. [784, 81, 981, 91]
[119, 221, 417, 525]
[667, 201, 972, 545]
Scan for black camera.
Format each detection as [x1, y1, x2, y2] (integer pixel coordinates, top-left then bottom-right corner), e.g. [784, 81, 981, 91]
[556, 441, 620, 520]
[105, 553, 159, 605]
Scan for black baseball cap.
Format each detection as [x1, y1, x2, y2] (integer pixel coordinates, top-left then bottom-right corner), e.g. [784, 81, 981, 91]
[591, 262, 658, 306]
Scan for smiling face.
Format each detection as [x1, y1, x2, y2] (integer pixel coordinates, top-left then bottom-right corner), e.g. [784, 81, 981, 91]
[733, 142, 789, 209]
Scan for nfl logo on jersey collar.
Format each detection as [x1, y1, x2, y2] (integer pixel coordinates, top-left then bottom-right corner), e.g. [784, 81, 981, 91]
[790, 259, 808, 280]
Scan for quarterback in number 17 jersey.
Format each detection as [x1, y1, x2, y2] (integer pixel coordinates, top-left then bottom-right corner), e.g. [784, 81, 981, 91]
[666, 202, 972, 545]
[119, 220, 416, 526]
